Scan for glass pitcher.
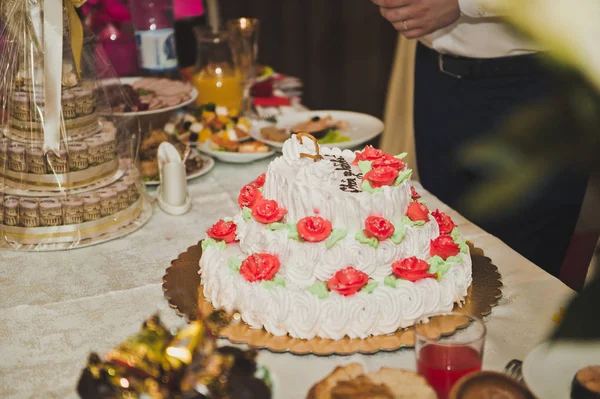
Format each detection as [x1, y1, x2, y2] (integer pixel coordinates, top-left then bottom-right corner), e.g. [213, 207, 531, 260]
[192, 28, 243, 111]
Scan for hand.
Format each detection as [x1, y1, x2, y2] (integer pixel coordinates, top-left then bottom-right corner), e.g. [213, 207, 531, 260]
[372, 0, 461, 39]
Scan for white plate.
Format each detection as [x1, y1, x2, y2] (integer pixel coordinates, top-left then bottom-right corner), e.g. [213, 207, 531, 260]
[145, 151, 215, 186]
[197, 141, 275, 164]
[523, 340, 600, 399]
[249, 110, 384, 150]
[102, 77, 198, 117]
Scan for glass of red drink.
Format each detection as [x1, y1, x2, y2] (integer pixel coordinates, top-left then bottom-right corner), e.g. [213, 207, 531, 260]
[415, 313, 486, 399]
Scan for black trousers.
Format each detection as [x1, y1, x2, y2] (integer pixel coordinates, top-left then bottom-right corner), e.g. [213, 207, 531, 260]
[414, 43, 588, 277]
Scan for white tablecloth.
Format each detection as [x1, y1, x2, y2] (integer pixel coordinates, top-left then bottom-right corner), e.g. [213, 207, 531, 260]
[0, 158, 575, 398]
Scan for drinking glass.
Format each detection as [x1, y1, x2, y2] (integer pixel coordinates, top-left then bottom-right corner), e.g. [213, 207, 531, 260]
[226, 18, 260, 116]
[415, 313, 486, 399]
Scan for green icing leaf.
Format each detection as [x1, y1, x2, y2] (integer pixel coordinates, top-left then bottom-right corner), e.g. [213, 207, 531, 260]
[394, 168, 413, 186]
[242, 207, 252, 221]
[427, 255, 455, 280]
[394, 152, 408, 160]
[401, 216, 425, 228]
[258, 187, 263, 193]
[450, 227, 460, 241]
[427, 255, 446, 273]
[446, 255, 462, 264]
[268, 222, 288, 231]
[273, 276, 286, 287]
[361, 281, 379, 294]
[390, 223, 408, 244]
[228, 257, 242, 273]
[268, 222, 299, 240]
[287, 223, 300, 241]
[355, 230, 379, 248]
[202, 238, 226, 251]
[261, 276, 286, 290]
[361, 180, 382, 193]
[459, 241, 469, 254]
[325, 228, 348, 248]
[358, 160, 373, 174]
[306, 282, 330, 299]
[417, 199, 427, 205]
[435, 263, 452, 281]
[384, 276, 398, 288]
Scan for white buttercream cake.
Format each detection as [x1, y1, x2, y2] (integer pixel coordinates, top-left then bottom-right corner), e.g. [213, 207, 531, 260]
[199, 134, 472, 340]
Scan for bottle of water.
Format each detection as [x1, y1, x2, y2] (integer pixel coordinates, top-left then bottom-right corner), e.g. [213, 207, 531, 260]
[129, 0, 179, 78]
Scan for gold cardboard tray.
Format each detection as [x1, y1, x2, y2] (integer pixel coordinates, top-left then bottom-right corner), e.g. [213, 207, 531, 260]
[163, 242, 502, 356]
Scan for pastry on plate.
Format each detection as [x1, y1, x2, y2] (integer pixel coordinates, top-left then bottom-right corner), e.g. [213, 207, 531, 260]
[572, 365, 600, 399]
[239, 141, 270, 153]
[291, 115, 347, 139]
[307, 363, 436, 399]
[261, 125, 290, 143]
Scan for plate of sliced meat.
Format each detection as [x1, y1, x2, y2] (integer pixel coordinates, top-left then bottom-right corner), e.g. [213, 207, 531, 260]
[101, 77, 198, 116]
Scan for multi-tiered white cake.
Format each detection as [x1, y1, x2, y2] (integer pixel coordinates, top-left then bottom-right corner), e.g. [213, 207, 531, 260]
[200, 134, 472, 340]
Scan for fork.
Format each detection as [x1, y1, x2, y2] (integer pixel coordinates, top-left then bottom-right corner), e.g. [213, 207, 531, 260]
[503, 359, 524, 384]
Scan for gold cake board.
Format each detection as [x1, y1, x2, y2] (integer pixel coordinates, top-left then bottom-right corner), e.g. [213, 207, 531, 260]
[163, 242, 503, 356]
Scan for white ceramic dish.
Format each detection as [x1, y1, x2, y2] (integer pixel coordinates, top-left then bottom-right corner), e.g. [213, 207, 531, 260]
[102, 77, 198, 117]
[145, 151, 214, 186]
[197, 141, 275, 164]
[523, 340, 600, 399]
[249, 110, 384, 151]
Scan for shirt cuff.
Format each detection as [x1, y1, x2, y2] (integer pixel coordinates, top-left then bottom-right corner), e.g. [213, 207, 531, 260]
[458, 0, 496, 18]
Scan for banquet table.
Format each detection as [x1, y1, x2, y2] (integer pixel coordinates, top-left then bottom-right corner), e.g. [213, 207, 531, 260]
[0, 157, 575, 399]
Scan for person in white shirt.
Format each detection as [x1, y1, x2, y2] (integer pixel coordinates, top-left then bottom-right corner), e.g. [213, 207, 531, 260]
[373, 0, 588, 278]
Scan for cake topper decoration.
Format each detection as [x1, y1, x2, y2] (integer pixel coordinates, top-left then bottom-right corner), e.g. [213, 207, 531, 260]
[297, 133, 324, 162]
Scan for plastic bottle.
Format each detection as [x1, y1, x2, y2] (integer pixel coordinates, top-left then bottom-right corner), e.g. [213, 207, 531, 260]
[129, 0, 178, 78]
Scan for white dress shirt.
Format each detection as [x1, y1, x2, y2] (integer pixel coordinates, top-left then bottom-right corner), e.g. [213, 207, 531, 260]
[420, 0, 540, 59]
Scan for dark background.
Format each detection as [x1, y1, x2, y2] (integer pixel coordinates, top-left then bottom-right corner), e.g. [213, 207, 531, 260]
[220, 0, 398, 119]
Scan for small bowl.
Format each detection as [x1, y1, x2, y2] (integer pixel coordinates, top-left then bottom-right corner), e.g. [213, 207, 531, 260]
[449, 371, 536, 399]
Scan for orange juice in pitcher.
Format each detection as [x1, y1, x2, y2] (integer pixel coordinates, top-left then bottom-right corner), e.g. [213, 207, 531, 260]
[192, 29, 243, 110]
[193, 65, 243, 110]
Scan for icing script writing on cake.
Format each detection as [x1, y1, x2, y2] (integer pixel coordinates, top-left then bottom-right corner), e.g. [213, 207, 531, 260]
[326, 155, 363, 193]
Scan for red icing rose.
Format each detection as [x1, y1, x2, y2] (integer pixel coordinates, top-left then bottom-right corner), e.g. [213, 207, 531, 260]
[254, 173, 266, 188]
[411, 186, 421, 200]
[392, 257, 436, 282]
[432, 209, 456, 236]
[364, 216, 395, 241]
[363, 166, 399, 188]
[372, 155, 405, 171]
[207, 219, 237, 243]
[297, 216, 332, 242]
[354, 145, 387, 165]
[238, 183, 262, 209]
[327, 267, 369, 296]
[430, 235, 460, 260]
[407, 201, 430, 222]
[239, 253, 280, 282]
[252, 199, 287, 224]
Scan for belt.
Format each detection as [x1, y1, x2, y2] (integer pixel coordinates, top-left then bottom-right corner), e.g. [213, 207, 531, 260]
[437, 52, 543, 79]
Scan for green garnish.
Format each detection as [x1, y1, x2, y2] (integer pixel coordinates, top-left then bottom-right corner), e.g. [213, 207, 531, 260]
[317, 129, 351, 144]
[137, 88, 155, 96]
